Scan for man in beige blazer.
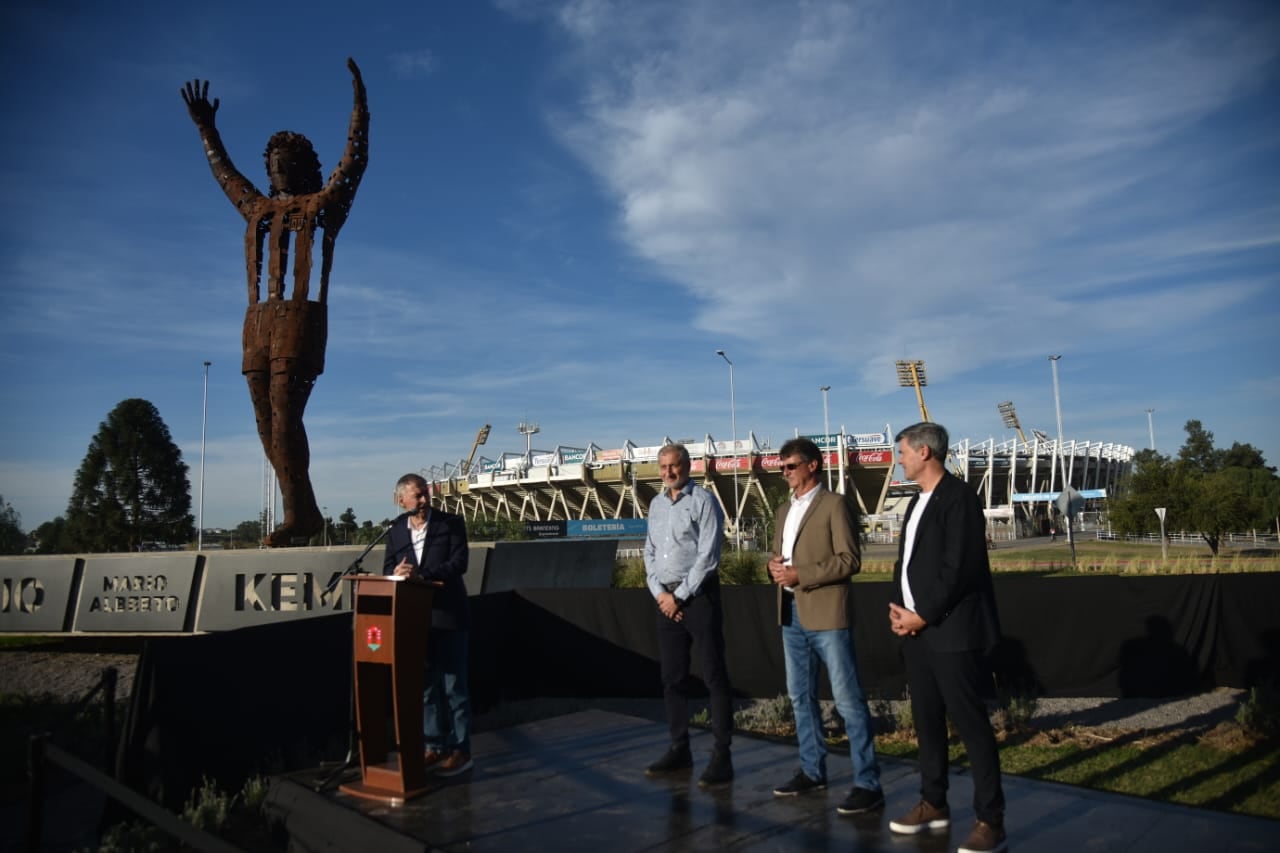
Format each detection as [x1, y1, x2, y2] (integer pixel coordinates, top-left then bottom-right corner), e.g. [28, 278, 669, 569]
[767, 437, 883, 816]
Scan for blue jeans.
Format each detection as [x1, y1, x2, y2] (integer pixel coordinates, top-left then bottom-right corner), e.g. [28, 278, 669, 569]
[782, 599, 880, 790]
[424, 627, 471, 755]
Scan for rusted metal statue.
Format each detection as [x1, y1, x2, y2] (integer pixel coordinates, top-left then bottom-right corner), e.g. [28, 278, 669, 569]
[182, 59, 369, 546]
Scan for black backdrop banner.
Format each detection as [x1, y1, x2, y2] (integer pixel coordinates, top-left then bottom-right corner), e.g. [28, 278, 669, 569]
[118, 574, 1280, 803]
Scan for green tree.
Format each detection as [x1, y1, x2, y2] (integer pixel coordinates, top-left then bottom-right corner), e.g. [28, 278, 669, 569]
[0, 496, 24, 555]
[1107, 450, 1176, 536]
[1177, 420, 1224, 474]
[1222, 441, 1274, 473]
[232, 518, 263, 547]
[339, 507, 358, 544]
[32, 517, 70, 554]
[1184, 472, 1257, 556]
[65, 399, 195, 552]
[351, 519, 379, 546]
[1111, 420, 1276, 556]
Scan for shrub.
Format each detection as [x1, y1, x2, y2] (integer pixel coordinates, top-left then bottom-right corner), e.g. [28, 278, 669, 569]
[719, 550, 768, 585]
[94, 821, 171, 852]
[869, 696, 900, 735]
[241, 774, 270, 815]
[994, 690, 1039, 734]
[612, 557, 646, 588]
[734, 694, 795, 734]
[894, 693, 915, 734]
[182, 776, 232, 833]
[1237, 684, 1280, 741]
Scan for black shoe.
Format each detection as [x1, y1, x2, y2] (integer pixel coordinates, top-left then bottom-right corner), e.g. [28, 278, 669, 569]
[773, 769, 826, 797]
[836, 786, 885, 815]
[645, 744, 693, 775]
[698, 749, 734, 787]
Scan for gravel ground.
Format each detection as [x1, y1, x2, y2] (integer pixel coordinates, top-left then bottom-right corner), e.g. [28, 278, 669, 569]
[0, 651, 138, 702]
[0, 649, 1245, 735]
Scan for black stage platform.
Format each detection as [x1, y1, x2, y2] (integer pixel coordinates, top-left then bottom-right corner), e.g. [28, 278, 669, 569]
[265, 709, 1280, 852]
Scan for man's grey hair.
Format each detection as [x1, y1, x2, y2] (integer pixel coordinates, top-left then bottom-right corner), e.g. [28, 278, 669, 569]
[394, 472, 428, 500]
[895, 422, 950, 460]
[659, 443, 691, 466]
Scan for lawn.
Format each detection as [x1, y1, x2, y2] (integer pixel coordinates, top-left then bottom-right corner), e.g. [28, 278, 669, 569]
[875, 723, 1280, 820]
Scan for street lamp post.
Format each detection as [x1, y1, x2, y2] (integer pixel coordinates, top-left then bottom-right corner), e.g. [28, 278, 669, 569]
[518, 421, 541, 470]
[819, 385, 831, 490]
[715, 350, 741, 551]
[1048, 355, 1077, 562]
[198, 360, 211, 552]
[1146, 408, 1156, 451]
[322, 505, 329, 548]
[1048, 356, 1066, 492]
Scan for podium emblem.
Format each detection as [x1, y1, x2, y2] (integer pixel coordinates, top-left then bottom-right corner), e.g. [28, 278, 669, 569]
[365, 625, 383, 652]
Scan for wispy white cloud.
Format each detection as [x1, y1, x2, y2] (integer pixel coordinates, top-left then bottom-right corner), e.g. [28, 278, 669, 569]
[389, 49, 439, 79]
[534, 0, 1279, 387]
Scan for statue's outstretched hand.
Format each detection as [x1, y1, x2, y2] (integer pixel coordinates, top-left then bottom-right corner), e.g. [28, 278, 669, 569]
[347, 58, 366, 99]
[181, 80, 219, 128]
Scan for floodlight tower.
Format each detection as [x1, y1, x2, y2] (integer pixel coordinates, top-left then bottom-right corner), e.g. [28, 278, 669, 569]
[895, 359, 931, 422]
[998, 400, 1028, 444]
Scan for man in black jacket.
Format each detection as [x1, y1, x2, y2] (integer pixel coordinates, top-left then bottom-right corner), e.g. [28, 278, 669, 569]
[387, 473, 473, 776]
[887, 422, 1007, 853]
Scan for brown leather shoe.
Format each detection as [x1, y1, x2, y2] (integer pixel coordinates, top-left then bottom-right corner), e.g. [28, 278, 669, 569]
[888, 800, 950, 834]
[423, 749, 445, 771]
[958, 819, 1007, 853]
[435, 750, 474, 777]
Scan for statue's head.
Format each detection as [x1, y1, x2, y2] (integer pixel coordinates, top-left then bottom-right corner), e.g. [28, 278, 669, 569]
[264, 132, 323, 197]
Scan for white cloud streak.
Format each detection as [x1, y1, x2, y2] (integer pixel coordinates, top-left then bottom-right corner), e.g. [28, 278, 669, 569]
[535, 0, 1279, 388]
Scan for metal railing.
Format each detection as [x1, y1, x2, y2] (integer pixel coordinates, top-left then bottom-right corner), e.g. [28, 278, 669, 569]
[1095, 530, 1280, 547]
[24, 667, 241, 853]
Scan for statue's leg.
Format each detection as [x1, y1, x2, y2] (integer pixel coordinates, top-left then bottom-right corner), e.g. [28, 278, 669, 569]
[246, 370, 274, 457]
[264, 366, 323, 547]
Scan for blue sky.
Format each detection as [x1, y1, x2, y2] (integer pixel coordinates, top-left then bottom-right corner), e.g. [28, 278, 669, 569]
[1, 0, 1277, 531]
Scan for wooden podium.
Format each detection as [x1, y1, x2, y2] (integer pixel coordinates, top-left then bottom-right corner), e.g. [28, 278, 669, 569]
[338, 575, 435, 804]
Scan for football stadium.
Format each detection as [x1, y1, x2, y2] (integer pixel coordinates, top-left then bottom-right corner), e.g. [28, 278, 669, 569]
[425, 425, 1135, 545]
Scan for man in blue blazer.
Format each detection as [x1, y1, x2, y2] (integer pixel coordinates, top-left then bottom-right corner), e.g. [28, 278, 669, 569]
[385, 473, 473, 776]
[887, 422, 1006, 853]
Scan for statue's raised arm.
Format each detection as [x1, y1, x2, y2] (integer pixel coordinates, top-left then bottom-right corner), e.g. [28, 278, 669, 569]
[323, 58, 370, 219]
[181, 79, 262, 219]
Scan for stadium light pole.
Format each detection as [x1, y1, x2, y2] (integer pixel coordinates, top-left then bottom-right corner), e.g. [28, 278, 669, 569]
[895, 359, 931, 422]
[1146, 408, 1156, 451]
[998, 400, 1028, 445]
[715, 349, 741, 551]
[820, 385, 832, 490]
[198, 360, 211, 552]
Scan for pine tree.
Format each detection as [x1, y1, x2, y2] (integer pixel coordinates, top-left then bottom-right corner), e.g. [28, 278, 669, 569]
[65, 399, 195, 552]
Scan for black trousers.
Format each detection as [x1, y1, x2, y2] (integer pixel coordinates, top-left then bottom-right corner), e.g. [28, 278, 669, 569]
[903, 639, 1005, 826]
[655, 574, 733, 752]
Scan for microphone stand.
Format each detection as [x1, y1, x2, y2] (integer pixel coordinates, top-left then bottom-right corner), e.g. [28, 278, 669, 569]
[314, 519, 399, 792]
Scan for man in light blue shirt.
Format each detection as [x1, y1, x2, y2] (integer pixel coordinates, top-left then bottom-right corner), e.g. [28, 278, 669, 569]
[643, 443, 734, 787]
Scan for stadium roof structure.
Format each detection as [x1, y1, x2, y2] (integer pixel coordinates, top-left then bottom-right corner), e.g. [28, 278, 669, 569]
[425, 429, 1135, 544]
